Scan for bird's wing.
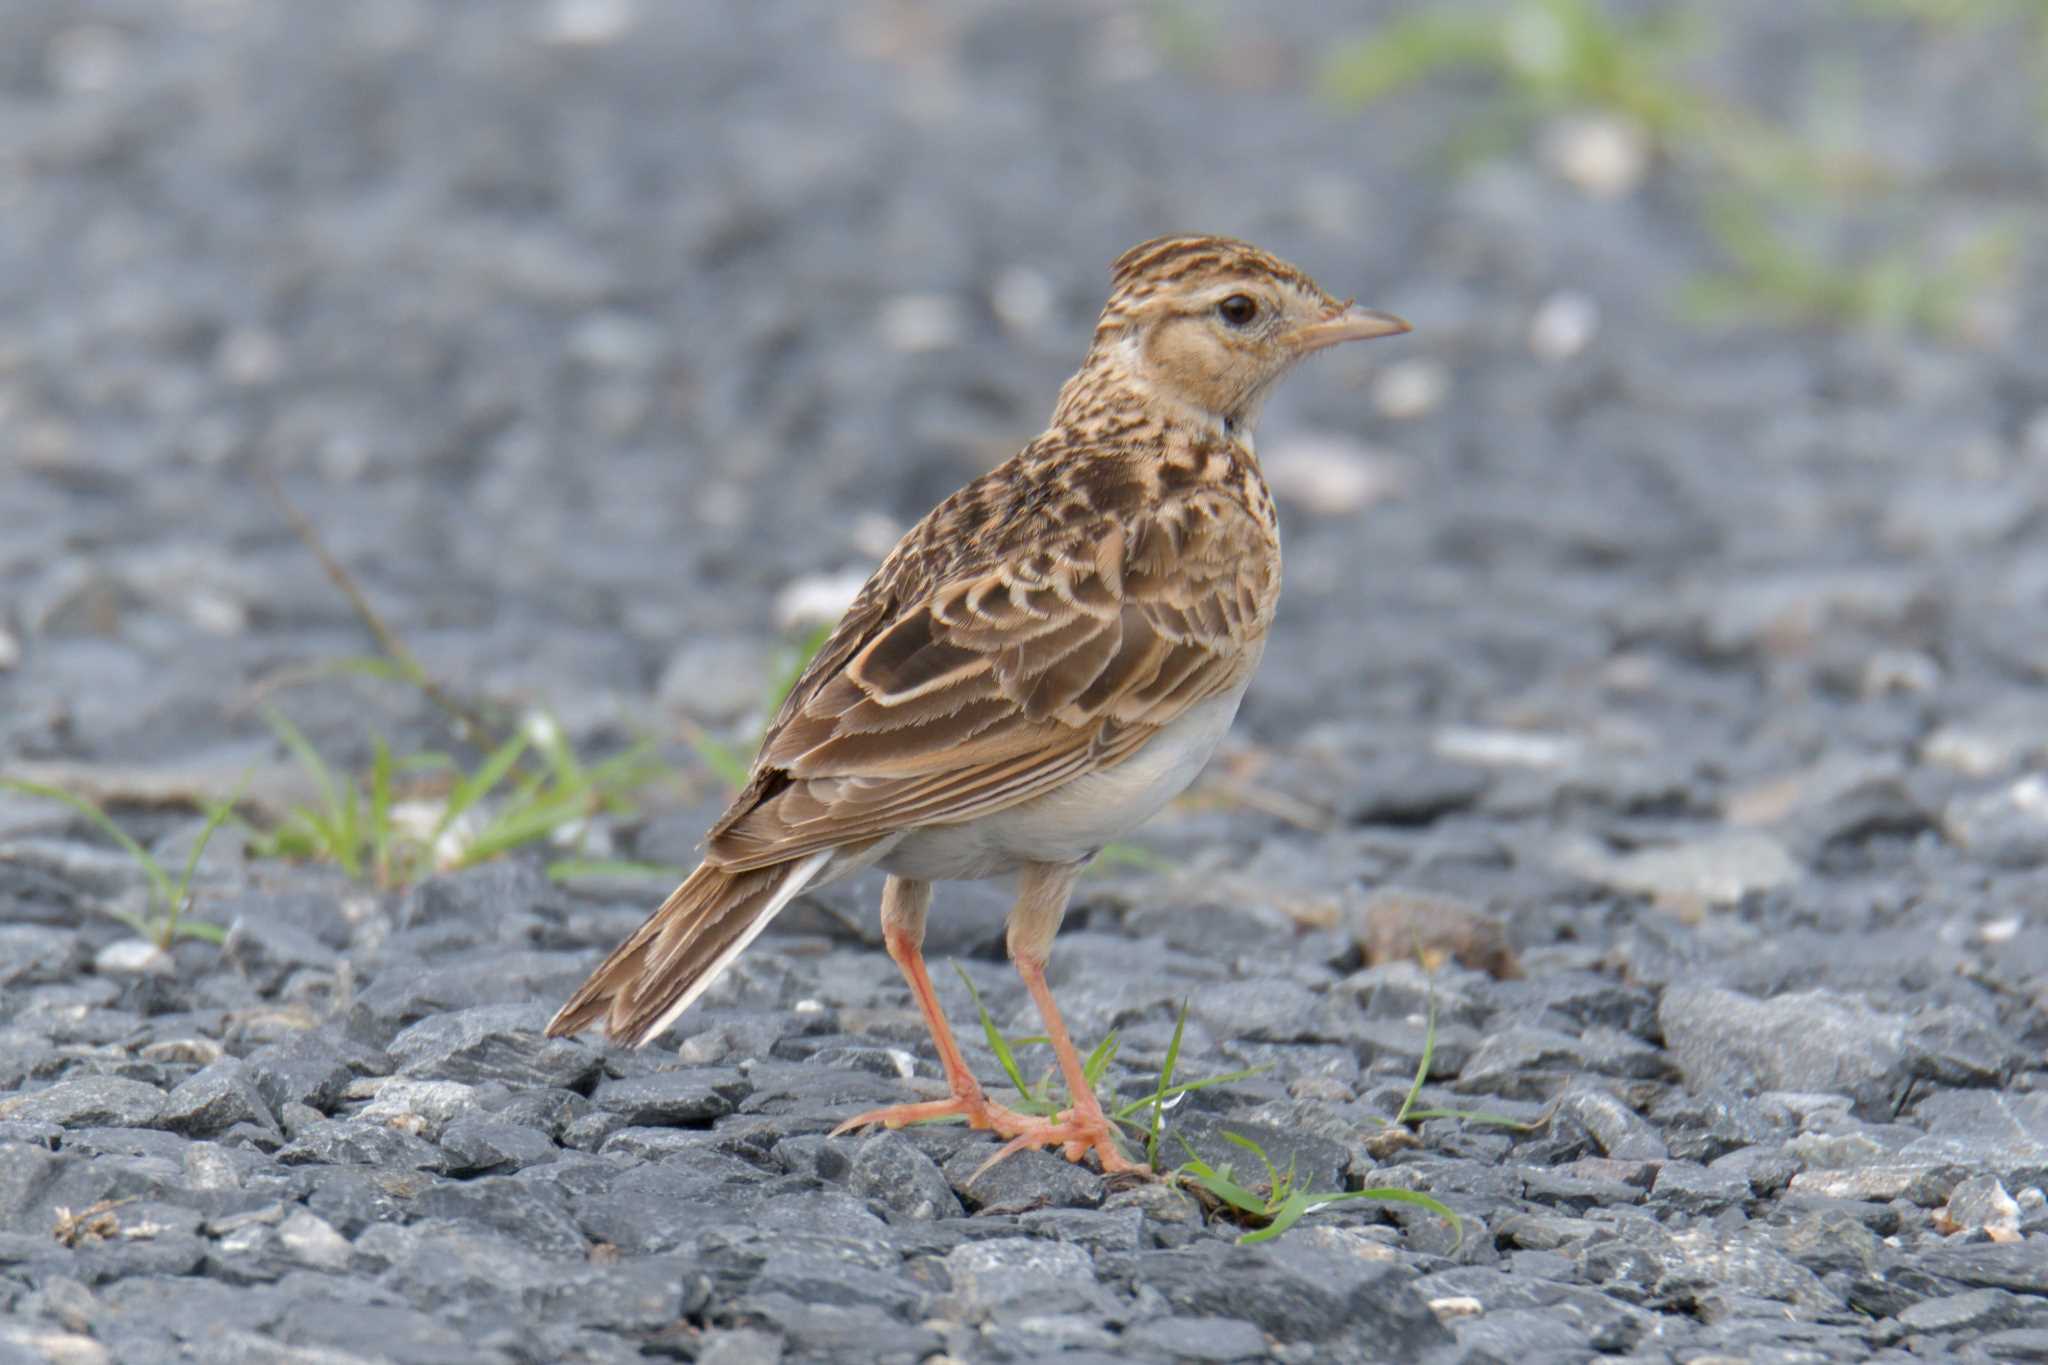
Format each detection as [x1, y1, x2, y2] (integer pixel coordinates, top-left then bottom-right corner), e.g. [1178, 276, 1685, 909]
[704, 487, 1276, 869]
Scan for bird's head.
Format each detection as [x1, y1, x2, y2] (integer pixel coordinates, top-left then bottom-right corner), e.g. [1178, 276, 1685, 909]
[1064, 234, 1409, 439]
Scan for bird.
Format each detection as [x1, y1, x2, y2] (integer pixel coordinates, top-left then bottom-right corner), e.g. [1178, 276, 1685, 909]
[547, 234, 1410, 1174]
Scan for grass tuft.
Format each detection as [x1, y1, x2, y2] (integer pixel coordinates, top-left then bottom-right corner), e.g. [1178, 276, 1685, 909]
[2, 779, 240, 949]
[248, 709, 661, 889]
[950, 977, 1463, 1245]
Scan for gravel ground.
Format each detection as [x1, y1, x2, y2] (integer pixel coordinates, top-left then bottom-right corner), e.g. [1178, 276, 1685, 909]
[4, 3, 2048, 1362]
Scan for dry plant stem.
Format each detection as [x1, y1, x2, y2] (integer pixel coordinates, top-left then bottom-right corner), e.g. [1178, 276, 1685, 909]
[259, 461, 500, 753]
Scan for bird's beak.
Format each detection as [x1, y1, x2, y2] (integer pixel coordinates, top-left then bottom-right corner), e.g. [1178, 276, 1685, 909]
[1285, 303, 1412, 353]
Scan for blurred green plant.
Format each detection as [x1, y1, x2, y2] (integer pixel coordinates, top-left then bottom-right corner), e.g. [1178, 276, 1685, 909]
[249, 709, 660, 889]
[954, 979, 1464, 1244]
[1683, 195, 2021, 334]
[2, 779, 238, 949]
[1312, 0, 2024, 336]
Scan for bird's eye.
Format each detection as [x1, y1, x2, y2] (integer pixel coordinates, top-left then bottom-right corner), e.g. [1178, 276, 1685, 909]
[1216, 294, 1258, 328]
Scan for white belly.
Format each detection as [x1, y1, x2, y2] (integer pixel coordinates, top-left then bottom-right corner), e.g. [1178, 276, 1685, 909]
[877, 683, 1249, 882]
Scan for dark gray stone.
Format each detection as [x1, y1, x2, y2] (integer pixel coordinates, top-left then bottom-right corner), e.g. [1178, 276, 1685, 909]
[1914, 1244, 2048, 1297]
[401, 862, 561, 932]
[0, 1077, 164, 1129]
[1649, 1087, 1789, 1163]
[730, 1291, 944, 1363]
[1775, 1206, 1889, 1278]
[385, 1004, 602, 1091]
[1186, 977, 1326, 1044]
[222, 916, 339, 994]
[436, 1118, 558, 1175]
[1454, 1025, 1663, 1099]
[0, 927, 86, 987]
[943, 1142, 1105, 1216]
[1016, 1206, 1144, 1254]
[243, 1032, 372, 1115]
[1556, 1083, 1669, 1161]
[158, 1059, 278, 1138]
[411, 1176, 588, 1258]
[1981, 1328, 2048, 1361]
[847, 1130, 962, 1221]
[276, 1119, 447, 1171]
[754, 1247, 927, 1315]
[1123, 1315, 1270, 1362]
[1896, 1288, 2029, 1335]
[0, 1143, 63, 1229]
[1905, 1005, 2028, 1087]
[345, 954, 589, 1049]
[590, 1068, 752, 1125]
[1650, 1159, 1752, 1214]
[1449, 1307, 1596, 1359]
[1659, 985, 1910, 1120]
[941, 1236, 1105, 1320]
[526, 1254, 705, 1331]
[1115, 1236, 1452, 1348]
[575, 1157, 771, 1253]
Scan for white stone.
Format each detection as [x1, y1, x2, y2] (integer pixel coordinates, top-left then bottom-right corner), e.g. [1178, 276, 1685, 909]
[94, 938, 174, 977]
[215, 326, 285, 386]
[774, 569, 867, 630]
[1541, 112, 1651, 199]
[278, 1209, 352, 1271]
[1528, 290, 1599, 361]
[359, 1079, 478, 1141]
[1260, 433, 1405, 516]
[1434, 726, 1581, 769]
[541, 0, 636, 46]
[990, 267, 1054, 335]
[1371, 358, 1450, 421]
[877, 292, 967, 354]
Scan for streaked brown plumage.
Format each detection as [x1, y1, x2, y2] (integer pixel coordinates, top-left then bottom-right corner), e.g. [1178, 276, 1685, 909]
[549, 235, 1410, 1173]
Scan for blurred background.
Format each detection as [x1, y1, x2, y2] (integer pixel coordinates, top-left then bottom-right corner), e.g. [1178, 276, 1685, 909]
[1, 0, 2044, 888]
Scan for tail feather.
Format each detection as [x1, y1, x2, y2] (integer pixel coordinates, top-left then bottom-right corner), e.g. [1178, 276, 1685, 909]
[547, 851, 831, 1047]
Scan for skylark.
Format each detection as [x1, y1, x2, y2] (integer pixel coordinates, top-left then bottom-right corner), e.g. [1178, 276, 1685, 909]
[549, 235, 1410, 1173]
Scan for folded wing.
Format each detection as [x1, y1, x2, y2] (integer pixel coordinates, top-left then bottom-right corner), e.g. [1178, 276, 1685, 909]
[705, 489, 1276, 869]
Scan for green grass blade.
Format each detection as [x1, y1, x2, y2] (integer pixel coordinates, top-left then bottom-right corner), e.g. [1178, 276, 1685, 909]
[1238, 1189, 1321, 1244]
[1082, 1031, 1120, 1089]
[1394, 981, 1440, 1126]
[0, 780, 173, 909]
[1174, 1141, 1268, 1216]
[764, 623, 833, 716]
[162, 781, 247, 948]
[440, 732, 529, 831]
[264, 709, 340, 814]
[1349, 1187, 1465, 1252]
[368, 738, 395, 884]
[686, 731, 751, 790]
[546, 858, 690, 883]
[953, 964, 1051, 1112]
[1112, 1064, 1268, 1121]
[461, 791, 587, 864]
[1139, 1000, 1189, 1166]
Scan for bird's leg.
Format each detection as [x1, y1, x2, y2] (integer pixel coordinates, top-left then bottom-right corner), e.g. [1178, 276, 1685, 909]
[831, 876, 1037, 1137]
[972, 863, 1148, 1179]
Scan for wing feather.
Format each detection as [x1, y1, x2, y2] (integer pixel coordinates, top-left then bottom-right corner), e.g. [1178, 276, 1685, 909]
[704, 484, 1277, 873]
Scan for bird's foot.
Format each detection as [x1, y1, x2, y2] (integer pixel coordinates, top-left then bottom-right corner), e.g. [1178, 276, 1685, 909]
[829, 1090, 1039, 1139]
[967, 1106, 1151, 1183]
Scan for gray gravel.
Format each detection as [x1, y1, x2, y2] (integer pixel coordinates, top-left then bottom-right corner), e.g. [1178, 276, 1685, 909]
[3, 2, 2048, 1362]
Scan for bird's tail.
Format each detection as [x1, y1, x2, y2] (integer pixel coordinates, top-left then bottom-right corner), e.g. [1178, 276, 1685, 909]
[546, 850, 832, 1048]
